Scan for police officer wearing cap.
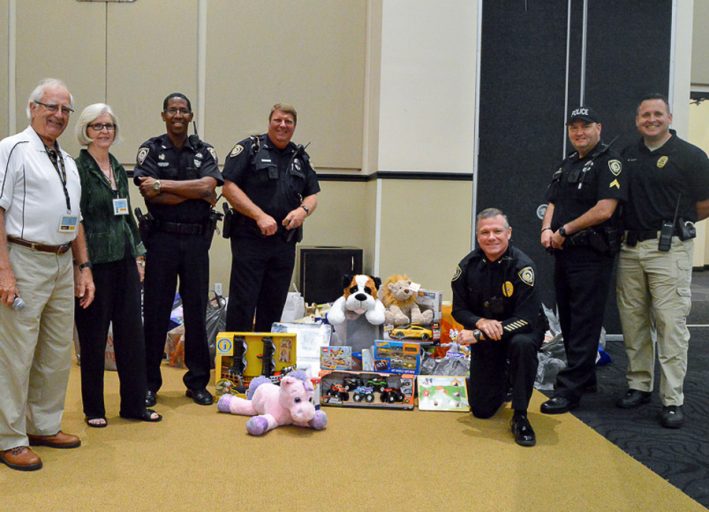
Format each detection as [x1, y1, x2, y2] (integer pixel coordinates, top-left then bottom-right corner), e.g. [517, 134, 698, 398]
[616, 93, 709, 428]
[540, 106, 626, 415]
[452, 208, 545, 447]
[222, 103, 319, 333]
[133, 92, 223, 406]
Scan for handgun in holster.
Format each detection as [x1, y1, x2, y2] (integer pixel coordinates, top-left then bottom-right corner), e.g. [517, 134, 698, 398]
[134, 207, 155, 241]
[222, 202, 235, 239]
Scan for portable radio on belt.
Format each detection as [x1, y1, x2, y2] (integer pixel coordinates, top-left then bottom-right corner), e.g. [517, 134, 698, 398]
[659, 194, 681, 252]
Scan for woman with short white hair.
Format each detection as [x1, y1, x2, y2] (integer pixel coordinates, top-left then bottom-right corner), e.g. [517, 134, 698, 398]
[74, 103, 161, 427]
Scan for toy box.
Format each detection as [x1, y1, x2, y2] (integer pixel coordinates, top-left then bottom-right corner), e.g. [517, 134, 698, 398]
[417, 375, 469, 412]
[372, 340, 421, 374]
[319, 370, 415, 410]
[321, 346, 353, 370]
[214, 332, 297, 396]
[271, 321, 332, 375]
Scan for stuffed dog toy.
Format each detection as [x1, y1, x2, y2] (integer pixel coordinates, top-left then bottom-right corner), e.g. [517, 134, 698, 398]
[217, 371, 327, 436]
[327, 274, 386, 326]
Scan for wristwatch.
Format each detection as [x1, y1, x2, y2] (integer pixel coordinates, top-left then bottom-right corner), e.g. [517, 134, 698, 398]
[300, 204, 310, 215]
[152, 180, 161, 192]
[558, 225, 567, 237]
[78, 261, 93, 271]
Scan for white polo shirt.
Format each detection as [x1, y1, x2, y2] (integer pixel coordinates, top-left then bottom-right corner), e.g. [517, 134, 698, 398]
[0, 126, 82, 245]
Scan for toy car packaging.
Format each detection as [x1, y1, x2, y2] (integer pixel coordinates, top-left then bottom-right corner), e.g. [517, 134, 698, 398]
[214, 332, 297, 396]
[373, 340, 421, 374]
[319, 370, 415, 410]
[417, 376, 469, 412]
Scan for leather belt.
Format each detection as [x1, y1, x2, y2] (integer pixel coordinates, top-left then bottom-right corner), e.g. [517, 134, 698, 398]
[155, 221, 204, 235]
[7, 236, 72, 254]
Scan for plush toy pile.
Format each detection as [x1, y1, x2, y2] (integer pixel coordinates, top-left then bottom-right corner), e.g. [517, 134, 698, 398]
[380, 274, 434, 326]
[217, 371, 328, 436]
[327, 274, 386, 326]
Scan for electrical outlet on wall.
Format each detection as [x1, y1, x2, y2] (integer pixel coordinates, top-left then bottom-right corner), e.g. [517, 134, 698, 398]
[214, 282, 223, 296]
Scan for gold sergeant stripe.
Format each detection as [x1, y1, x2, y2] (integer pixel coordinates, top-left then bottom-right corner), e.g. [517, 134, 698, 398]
[504, 319, 528, 332]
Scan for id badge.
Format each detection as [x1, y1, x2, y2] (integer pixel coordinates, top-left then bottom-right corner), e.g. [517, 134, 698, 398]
[58, 215, 79, 233]
[113, 198, 129, 216]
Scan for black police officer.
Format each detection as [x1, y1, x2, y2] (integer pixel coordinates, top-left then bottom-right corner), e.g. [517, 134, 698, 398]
[222, 103, 319, 332]
[539, 107, 626, 414]
[133, 93, 223, 406]
[452, 208, 544, 447]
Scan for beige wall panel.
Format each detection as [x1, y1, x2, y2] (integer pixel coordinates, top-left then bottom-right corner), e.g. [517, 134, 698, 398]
[692, 0, 709, 86]
[378, 179, 472, 300]
[15, 0, 105, 156]
[363, 179, 378, 273]
[378, 0, 477, 172]
[106, 0, 198, 165]
[689, 101, 709, 267]
[205, 0, 366, 171]
[0, 0, 8, 139]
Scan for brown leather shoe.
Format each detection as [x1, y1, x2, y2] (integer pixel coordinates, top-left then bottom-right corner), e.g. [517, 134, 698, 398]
[0, 446, 43, 471]
[28, 431, 81, 449]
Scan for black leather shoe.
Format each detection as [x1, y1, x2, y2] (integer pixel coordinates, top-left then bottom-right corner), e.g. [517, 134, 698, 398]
[540, 396, 578, 414]
[145, 390, 157, 407]
[186, 388, 213, 406]
[511, 415, 536, 447]
[616, 389, 651, 409]
[660, 405, 684, 429]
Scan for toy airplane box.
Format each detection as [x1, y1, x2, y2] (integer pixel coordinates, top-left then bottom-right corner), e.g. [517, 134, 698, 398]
[417, 375, 469, 412]
[320, 346, 353, 370]
[372, 340, 421, 375]
[319, 370, 415, 410]
[214, 332, 297, 396]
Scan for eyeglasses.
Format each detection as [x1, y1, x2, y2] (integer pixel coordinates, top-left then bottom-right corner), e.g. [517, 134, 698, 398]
[88, 123, 116, 132]
[34, 101, 74, 115]
[164, 108, 192, 116]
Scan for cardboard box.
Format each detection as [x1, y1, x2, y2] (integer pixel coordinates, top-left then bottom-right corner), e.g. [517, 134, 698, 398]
[373, 340, 421, 374]
[319, 370, 415, 410]
[321, 346, 353, 370]
[417, 375, 469, 412]
[214, 332, 297, 396]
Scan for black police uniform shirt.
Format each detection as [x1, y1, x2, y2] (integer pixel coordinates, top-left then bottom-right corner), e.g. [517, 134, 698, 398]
[133, 134, 223, 223]
[545, 142, 627, 230]
[222, 134, 320, 238]
[621, 130, 709, 231]
[451, 245, 541, 339]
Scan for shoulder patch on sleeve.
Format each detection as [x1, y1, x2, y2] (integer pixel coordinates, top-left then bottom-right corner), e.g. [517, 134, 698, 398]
[518, 266, 535, 286]
[207, 147, 218, 164]
[452, 265, 462, 282]
[137, 147, 149, 165]
[229, 144, 244, 157]
[608, 159, 622, 176]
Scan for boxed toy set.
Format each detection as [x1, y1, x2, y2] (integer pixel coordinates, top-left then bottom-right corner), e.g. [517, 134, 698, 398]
[417, 375, 469, 411]
[214, 331, 298, 396]
[372, 340, 421, 374]
[319, 370, 415, 410]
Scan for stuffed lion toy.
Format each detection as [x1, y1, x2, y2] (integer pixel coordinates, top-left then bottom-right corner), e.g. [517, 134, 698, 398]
[380, 274, 434, 326]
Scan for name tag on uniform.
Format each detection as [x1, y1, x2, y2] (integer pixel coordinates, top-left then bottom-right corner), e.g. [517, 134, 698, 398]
[58, 215, 79, 233]
[113, 198, 129, 216]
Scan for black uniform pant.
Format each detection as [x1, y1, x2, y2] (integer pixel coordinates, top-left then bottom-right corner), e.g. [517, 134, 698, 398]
[468, 331, 542, 418]
[143, 231, 211, 392]
[553, 246, 614, 401]
[74, 256, 147, 419]
[225, 235, 296, 332]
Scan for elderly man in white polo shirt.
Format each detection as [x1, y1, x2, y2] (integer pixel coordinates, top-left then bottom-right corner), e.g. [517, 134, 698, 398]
[0, 78, 95, 472]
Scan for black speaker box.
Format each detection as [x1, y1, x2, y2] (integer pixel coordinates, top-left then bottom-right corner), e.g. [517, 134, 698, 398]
[298, 246, 363, 304]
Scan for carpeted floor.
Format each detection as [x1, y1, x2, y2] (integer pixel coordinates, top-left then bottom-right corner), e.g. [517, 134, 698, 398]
[555, 269, 709, 509]
[1, 362, 707, 511]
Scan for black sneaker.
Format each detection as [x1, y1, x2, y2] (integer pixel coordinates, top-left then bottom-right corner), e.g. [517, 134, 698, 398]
[615, 389, 651, 409]
[660, 405, 684, 429]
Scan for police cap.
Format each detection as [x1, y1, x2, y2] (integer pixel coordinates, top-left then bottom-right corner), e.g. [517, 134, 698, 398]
[567, 106, 600, 124]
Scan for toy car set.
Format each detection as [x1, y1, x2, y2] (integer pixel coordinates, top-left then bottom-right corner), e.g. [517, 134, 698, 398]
[319, 370, 415, 409]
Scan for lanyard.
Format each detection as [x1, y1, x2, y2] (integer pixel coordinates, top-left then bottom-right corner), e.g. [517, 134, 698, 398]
[45, 147, 71, 211]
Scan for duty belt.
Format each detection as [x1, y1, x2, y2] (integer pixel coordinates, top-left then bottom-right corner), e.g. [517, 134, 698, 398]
[155, 220, 204, 235]
[7, 236, 72, 254]
[624, 230, 663, 246]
